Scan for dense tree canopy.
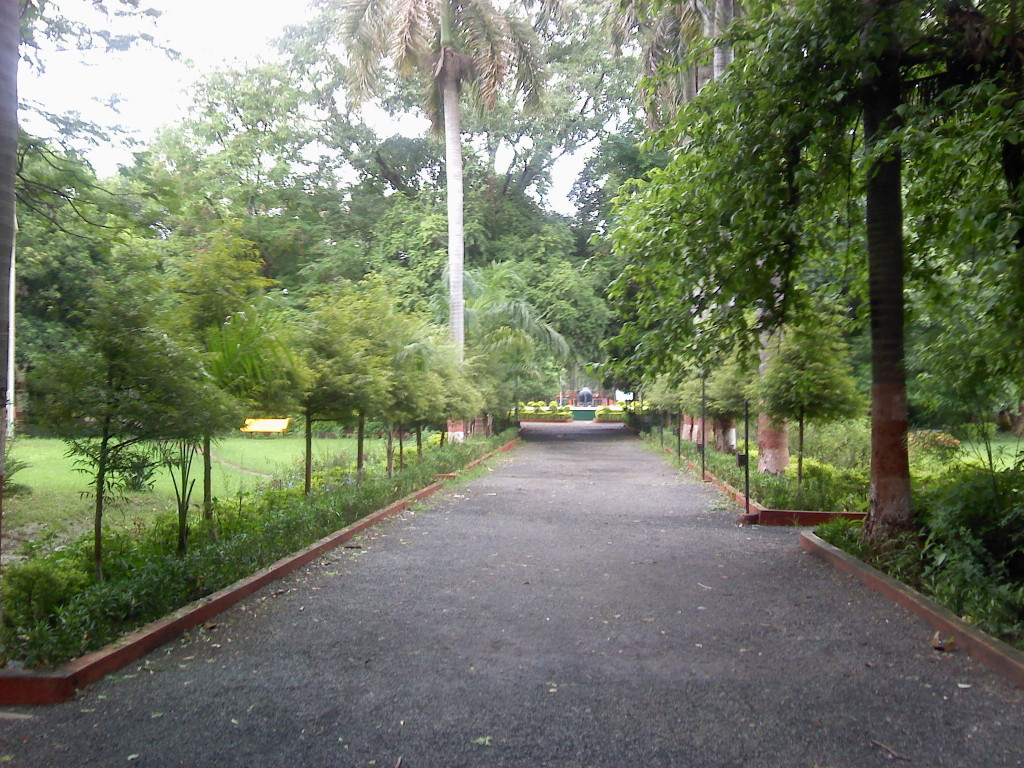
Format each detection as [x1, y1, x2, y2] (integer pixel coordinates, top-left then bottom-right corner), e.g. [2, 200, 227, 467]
[6, 0, 1023, 554]
[605, 0, 1024, 538]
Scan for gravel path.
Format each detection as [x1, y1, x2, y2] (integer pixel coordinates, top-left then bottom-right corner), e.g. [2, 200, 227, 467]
[1, 422, 1023, 767]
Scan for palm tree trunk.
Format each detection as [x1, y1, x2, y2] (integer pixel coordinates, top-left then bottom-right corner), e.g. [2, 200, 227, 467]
[357, 410, 365, 477]
[711, 0, 734, 81]
[861, 3, 913, 541]
[0, 0, 18, 571]
[441, 61, 468, 444]
[304, 410, 313, 495]
[441, 68, 465, 360]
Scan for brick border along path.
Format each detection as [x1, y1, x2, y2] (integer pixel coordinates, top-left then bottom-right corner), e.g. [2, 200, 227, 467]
[2, 421, 1023, 767]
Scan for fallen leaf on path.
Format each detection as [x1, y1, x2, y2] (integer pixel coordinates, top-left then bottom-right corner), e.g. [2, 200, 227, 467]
[931, 631, 956, 651]
[870, 739, 910, 761]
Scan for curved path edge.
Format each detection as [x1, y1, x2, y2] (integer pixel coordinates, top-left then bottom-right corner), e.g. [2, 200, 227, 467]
[0, 438, 520, 706]
[800, 530, 1024, 689]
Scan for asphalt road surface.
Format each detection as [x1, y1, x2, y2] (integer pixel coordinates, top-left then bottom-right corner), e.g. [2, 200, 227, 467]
[2, 421, 1023, 767]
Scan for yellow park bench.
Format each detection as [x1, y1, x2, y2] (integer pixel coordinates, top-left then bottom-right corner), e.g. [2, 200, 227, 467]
[240, 418, 291, 434]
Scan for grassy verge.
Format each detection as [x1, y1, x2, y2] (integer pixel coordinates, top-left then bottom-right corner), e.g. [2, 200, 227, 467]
[646, 432, 869, 512]
[0, 431, 512, 669]
[3, 435, 385, 551]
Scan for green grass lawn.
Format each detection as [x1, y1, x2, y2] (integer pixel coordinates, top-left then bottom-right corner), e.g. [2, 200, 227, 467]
[958, 432, 1024, 470]
[2, 435, 384, 551]
[209, 435, 383, 476]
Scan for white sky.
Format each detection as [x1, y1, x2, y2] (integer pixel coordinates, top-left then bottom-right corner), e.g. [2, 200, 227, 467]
[19, 0, 317, 170]
[18, 0, 579, 215]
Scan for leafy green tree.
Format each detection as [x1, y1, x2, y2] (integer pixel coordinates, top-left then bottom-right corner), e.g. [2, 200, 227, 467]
[705, 354, 753, 453]
[170, 225, 276, 334]
[377, 320, 448, 474]
[754, 317, 864, 487]
[298, 280, 396, 491]
[129, 59, 369, 283]
[32, 260, 235, 577]
[201, 303, 300, 520]
[606, 0, 1024, 540]
[462, 0, 638, 206]
[460, 262, 568, 417]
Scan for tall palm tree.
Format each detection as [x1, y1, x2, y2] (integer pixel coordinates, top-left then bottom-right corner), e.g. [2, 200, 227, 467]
[333, 0, 544, 362]
[608, 1, 741, 127]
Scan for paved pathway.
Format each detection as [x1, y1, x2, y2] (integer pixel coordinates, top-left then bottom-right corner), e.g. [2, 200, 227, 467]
[2, 422, 1024, 767]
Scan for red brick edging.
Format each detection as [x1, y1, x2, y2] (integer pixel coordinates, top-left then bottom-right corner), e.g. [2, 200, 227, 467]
[801, 531, 1024, 689]
[0, 438, 520, 706]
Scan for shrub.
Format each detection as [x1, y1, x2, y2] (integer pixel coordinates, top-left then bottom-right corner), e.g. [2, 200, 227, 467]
[595, 406, 626, 422]
[664, 435, 868, 512]
[801, 418, 871, 470]
[0, 558, 92, 629]
[517, 401, 570, 420]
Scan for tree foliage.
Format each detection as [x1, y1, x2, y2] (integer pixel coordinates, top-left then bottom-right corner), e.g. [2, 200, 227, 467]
[32, 256, 236, 577]
[605, 0, 1024, 539]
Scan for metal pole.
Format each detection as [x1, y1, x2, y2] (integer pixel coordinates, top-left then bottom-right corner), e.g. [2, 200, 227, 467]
[744, 399, 750, 516]
[700, 374, 707, 481]
[676, 409, 682, 458]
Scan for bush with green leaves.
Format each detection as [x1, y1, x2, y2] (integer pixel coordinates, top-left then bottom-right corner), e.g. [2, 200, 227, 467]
[801, 418, 871, 471]
[517, 401, 571, 420]
[595, 406, 626, 422]
[662, 434, 869, 513]
[0, 430, 515, 669]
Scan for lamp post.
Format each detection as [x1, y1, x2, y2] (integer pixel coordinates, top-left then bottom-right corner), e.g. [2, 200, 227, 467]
[743, 399, 750, 516]
[700, 374, 707, 481]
